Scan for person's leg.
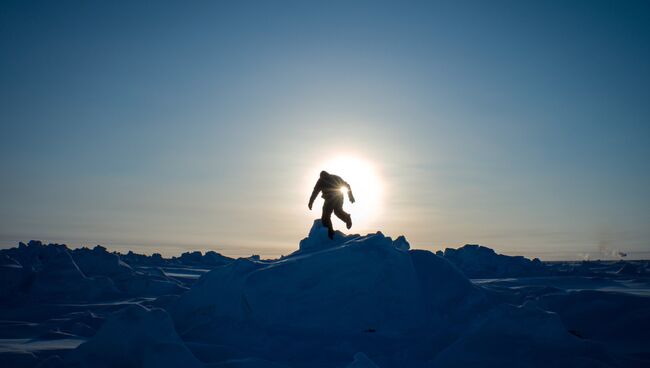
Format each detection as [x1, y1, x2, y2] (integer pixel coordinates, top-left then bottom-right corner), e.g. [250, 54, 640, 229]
[321, 201, 335, 239]
[333, 197, 352, 229]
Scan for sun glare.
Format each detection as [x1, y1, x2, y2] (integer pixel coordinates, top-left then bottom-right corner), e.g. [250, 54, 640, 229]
[306, 155, 383, 232]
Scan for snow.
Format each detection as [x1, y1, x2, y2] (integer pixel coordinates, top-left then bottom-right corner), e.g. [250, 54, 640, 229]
[66, 304, 202, 368]
[432, 301, 615, 368]
[174, 251, 233, 267]
[442, 244, 548, 278]
[0, 338, 85, 354]
[1, 222, 649, 367]
[537, 290, 650, 358]
[173, 223, 427, 336]
[346, 352, 379, 368]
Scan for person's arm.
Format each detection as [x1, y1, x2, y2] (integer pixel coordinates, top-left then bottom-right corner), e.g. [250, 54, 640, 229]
[308, 179, 322, 210]
[345, 181, 355, 203]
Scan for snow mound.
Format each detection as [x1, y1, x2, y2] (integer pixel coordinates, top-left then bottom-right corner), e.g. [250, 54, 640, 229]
[443, 244, 548, 278]
[0, 241, 188, 302]
[170, 221, 486, 366]
[294, 219, 361, 253]
[174, 250, 233, 266]
[432, 301, 614, 367]
[538, 290, 650, 358]
[71, 245, 187, 297]
[122, 250, 166, 266]
[0, 241, 119, 302]
[67, 304, 202, 368]
[294, 220, 409, 255]
[71, 245, 133, 278]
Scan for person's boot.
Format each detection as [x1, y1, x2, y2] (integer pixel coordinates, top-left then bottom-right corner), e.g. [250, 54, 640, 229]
[345, 216, 352, 230]
[328, 228, 335, 240]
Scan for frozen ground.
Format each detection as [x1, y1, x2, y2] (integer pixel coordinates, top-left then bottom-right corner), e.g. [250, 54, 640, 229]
[1, 222, 649, 367]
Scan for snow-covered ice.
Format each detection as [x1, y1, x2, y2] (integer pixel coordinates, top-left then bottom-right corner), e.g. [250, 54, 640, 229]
[1, 221, 649, 367]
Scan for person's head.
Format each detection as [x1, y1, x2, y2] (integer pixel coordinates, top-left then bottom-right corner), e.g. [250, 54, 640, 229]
[320, 170, 329, 179]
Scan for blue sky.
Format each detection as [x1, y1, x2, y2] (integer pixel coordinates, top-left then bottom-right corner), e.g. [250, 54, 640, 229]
[1, 1, 649, 260]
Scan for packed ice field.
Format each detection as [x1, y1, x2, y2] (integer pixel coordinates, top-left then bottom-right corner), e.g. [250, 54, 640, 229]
[1, 220, 649, 367]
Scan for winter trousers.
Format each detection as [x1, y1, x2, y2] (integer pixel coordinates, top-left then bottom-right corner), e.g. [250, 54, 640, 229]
[321, 196, 351, 238]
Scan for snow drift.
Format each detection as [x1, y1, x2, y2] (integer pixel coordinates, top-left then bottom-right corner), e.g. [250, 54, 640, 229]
[0, 241, 194, 307]
[441, 244, 549, 278]
[169, 221, 488, 366]
[66, 304, 202, 368]
[167, 221, 614, 367]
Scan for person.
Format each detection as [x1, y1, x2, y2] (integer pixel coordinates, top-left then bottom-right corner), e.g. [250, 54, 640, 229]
[308, 170, 355, 239]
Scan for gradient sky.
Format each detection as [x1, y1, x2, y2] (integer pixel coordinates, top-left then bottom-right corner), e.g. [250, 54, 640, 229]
[1, 0, 649, 260]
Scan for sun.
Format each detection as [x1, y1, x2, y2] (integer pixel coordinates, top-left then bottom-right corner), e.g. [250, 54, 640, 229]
[306, 155, 383, 232]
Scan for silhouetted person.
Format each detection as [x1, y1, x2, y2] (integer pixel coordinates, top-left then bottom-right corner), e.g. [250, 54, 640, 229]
[308, 170, 355, 239]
